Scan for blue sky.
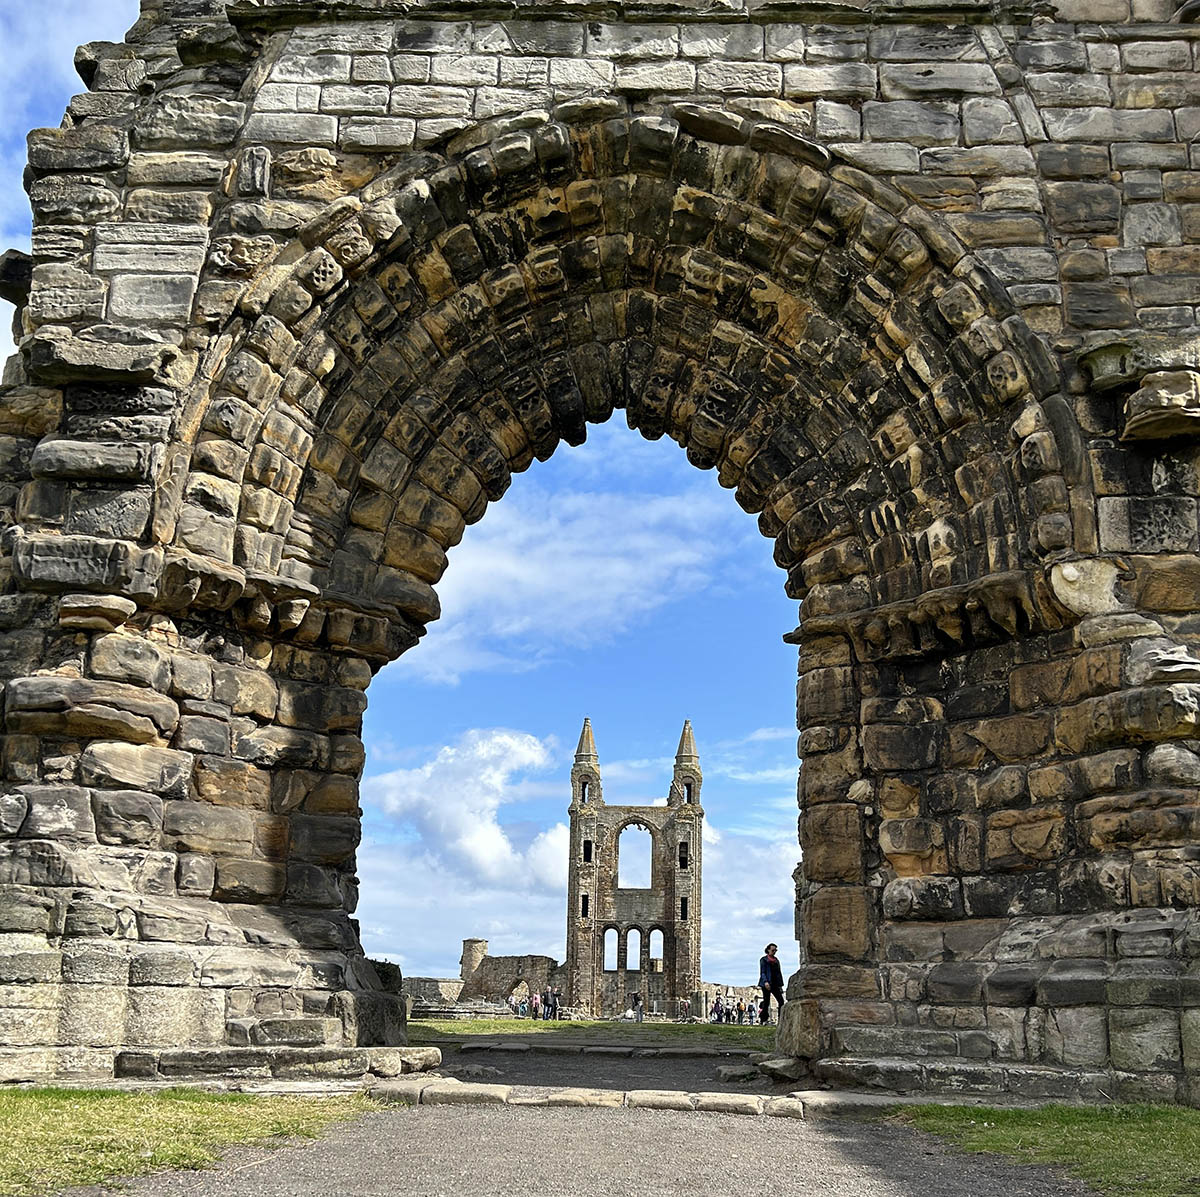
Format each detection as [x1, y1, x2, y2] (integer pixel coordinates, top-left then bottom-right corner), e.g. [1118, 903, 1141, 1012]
[2, 2, 803, 987]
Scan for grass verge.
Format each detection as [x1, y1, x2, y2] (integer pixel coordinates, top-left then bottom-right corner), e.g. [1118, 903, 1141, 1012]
[406, 1017, 775, 1049]
[896, 1103, 1200, 1197]
[0, 1087, 370, 1196]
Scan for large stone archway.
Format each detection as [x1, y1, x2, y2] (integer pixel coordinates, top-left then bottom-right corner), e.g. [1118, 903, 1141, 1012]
[1, 0, 1200, 1097]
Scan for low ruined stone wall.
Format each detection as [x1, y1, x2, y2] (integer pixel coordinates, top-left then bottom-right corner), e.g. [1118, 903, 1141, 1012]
[458, 955, 565, 1003]
[403, 976, 464, 1003]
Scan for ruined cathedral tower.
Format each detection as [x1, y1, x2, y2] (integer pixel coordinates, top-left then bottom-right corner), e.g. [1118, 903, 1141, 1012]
[565, 719, 703, 1017]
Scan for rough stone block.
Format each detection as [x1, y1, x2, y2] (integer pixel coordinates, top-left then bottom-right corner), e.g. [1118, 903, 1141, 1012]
[1109, 1007, 1181, 1072]
[81, 743, 192, 799]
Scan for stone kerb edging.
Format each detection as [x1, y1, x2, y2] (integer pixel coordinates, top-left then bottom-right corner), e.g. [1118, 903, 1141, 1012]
[371, 1075, 807, 1117]
[451, 1039, 759, 1058]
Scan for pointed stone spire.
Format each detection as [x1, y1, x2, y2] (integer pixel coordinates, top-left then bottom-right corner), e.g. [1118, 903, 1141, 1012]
[675, 719, 698, 763]
[575, 717, 598, 761]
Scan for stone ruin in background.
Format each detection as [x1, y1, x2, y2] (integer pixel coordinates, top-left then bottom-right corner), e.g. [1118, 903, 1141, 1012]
[404, 718, 707, 1020]
[0, 0, 1197, 1100]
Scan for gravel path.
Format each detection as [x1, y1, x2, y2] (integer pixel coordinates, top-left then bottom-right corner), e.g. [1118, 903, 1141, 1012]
[80, 1106, 1096, 1197]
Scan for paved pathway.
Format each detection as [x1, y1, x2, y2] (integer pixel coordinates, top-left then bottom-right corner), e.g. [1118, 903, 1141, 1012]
[81, 1106, 1095, 1197]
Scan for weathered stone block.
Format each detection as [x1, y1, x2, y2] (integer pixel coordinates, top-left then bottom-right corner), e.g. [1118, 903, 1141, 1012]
[81, 743, 192, 799]
[162, 801, 253, 856]
[93, 790, 163, 846]
[1110, 1007, 1181, 1072]
[801, 804, 863, 882]
[803, 886, 872, 959]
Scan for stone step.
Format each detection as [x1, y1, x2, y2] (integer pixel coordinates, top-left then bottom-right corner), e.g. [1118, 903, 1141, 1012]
[813, 1055, 1177, 1103]
[116, 1046, 373, 1081]
[829, 1024, 993, 1061]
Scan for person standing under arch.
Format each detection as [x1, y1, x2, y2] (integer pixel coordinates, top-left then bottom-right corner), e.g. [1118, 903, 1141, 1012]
[759, 943, 784, 1026]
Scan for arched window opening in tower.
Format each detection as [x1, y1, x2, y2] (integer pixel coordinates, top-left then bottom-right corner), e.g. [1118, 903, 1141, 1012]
[626, 927, 642, 972]
[649, 929, 665, 969]
[618, 824, 653, 888]
[603, 928, 618, 971]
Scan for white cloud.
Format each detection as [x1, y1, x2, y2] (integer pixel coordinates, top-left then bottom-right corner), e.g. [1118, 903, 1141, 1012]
[362, 728, 560, 886]
[392, 423, 757, 685]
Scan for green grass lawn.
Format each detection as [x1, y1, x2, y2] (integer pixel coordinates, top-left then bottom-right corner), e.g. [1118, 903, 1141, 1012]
[406, 1017, 776, 1050]
[897, 1103, 1200, 1197]
[0, 1087, 369, 1196]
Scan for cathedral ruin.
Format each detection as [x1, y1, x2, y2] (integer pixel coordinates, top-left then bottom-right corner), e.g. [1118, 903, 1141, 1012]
[565, 718, 703, 1017]
[406, 718, 705, 1019]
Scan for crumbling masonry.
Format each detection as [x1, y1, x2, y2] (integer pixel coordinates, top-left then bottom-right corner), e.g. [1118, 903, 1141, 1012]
[0, 0, 1199, 1097]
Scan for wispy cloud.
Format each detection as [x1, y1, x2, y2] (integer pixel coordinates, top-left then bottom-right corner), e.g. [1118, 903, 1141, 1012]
[391, 422, 757, 685]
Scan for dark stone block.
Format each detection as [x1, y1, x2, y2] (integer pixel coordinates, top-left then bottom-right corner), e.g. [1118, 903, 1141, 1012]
[985, 965, 1039, 1006]
[928, 961, 986, 1003]
[1038, 960, 1110, 1007]
[114, 1051, 159, 1079]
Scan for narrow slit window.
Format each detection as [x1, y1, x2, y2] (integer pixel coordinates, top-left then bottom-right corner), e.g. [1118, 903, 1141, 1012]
[581, 780, 589, 803]
[680, 897, 689, 920]
[583, 839, 593, 863]
[684, 782, 693, 803]
[581, 893, 589, 918]
[678, 841, 689, 869]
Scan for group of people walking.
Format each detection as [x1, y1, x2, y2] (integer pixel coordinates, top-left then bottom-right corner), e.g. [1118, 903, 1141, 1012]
[507, 985, 563, 1019]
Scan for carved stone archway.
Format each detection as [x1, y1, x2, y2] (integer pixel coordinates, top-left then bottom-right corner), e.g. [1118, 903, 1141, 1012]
[1, 0, 1199, 1099]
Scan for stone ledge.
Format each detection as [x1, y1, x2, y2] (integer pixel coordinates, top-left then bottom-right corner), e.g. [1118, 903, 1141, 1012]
[227, 0, 1041, 31]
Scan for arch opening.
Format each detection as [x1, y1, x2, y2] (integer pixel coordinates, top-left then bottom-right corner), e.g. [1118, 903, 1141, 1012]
[617, 824, 654, 890]
[626, 927, 642, 973]
[603, 928, 619, 972]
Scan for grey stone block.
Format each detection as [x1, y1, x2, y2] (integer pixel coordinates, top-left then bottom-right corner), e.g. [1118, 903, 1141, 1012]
[243, 114, 339, 145]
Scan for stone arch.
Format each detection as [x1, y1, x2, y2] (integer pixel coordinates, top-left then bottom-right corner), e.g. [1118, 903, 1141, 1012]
[160, 106, 1079, 660]
[602, 926, 619, 973]
[7, 81, 1200, 1097]
[625, 926, 642, 972]
[614, 817, 657, 890]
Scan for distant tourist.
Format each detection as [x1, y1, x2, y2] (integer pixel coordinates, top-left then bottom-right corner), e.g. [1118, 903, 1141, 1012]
[634, 993, 644, 1023]
[736, 999, 745, 1024]
[551, 986, 562, 1019]
[531, 991, 540, 1019]
[747, 1002, 757, 1025]
[758, 943, 785, 1025]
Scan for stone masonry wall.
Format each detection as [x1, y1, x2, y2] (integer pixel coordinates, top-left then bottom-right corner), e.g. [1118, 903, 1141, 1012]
[0, 0, 1197, 1096]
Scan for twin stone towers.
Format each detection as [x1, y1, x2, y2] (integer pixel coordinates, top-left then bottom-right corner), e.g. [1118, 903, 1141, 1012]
[1, 0, 1200, 1101]
[565, 718, 704, 1018]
